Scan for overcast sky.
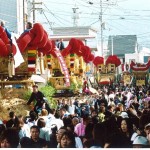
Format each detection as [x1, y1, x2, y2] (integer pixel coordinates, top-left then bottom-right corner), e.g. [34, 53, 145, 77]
[35, 0, 150, 49]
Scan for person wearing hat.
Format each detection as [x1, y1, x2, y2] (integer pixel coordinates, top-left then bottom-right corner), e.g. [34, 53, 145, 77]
[144, 123, 150, 144]
[27, 84, 50, 114]
[132, 136, 149, 148]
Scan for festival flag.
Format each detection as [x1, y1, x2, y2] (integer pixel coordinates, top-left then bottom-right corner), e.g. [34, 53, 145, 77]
[11, 33, 24, 68]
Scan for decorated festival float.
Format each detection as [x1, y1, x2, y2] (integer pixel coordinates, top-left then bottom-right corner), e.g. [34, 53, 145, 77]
[0, 23, 93, 96]
[0, 22, 122, 96]
[130, 60, 150, 86]
[120, 63, 133, 86]
[48, 38, 93, 96]
[93, 55, 121, 86]
[119, 60, 150, 86]
[0, 22, 123, 119]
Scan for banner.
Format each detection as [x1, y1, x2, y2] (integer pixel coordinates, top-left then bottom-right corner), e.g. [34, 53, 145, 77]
[54, 48, 70, 87]
[11, 33, 24, 68]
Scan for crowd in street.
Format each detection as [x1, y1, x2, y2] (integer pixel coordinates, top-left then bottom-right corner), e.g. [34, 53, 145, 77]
[0, 84, 150, 148]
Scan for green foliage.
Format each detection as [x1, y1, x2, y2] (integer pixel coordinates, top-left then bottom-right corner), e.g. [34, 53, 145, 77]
[22, 90, 32, 101]
[69, 82, 77, 93]
[69, 82, 82, 93]
[77, 82, 82, 89]
[39, 84, 57, 109]
[40, 84, 56, 97]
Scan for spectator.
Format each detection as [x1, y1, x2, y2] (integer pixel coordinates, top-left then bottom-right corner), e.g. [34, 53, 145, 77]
[49, 125, 58, 148]
[119, 118, 134, 147]
[0, 20, 11, 41]
[133, 136, 149, 148]
[72, 117, 79, 127]
[28, 125, 48, 148]
[0, 128, 19, 148]
[60, 131, 76, 148]
[0, 121, 6, 135]
[144, 123, 150, 144]
[20, 137, 32, 148]
[57, 39, 65, 51]
[6, 111, 19, 128]
[26, 110, 38, 128]
[24, 22, 32, 32]
[67, 124, 83, 148]
[74, 114, 90, 138]
[67, 99, 75, 115]
[56, 126, 68, 148]
[59, 107, 70, 119]
[17, 115, 30, 139]
[37, 118, 50, 141]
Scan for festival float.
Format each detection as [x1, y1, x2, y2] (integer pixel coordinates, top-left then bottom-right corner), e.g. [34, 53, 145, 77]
[0, 26, 34, 89]
[0, 23, 94, 95]
[93, 55, 121, 85]
[121, 63, 132, 86]
[130, 60, 150, 86]
[0, 22, 122, 96]
[48, 38, 94, 95]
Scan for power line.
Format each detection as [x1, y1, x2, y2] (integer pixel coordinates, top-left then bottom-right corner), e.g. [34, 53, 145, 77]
[43, 3, 72, 26]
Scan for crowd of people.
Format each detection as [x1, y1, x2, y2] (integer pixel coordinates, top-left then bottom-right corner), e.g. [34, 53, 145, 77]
[0, 84, 150, 148]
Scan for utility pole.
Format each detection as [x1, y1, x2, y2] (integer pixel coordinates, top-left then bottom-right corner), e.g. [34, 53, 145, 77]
[111, 35, 114, 55]
[32, 0, 35, 23]
[100, 0, 103, 57]
[99, 0, 116, 58]
[32, 0, 42, 23]
[72, 7, 79, 27]
[72, 0, 79, 27]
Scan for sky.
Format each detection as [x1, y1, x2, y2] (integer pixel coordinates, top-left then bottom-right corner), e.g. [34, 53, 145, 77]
[34, 0, 150, 49]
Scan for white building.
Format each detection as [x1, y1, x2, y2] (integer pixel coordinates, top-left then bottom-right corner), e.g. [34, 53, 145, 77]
[125, 47, 150, 64]
[0, 0, 28, 35]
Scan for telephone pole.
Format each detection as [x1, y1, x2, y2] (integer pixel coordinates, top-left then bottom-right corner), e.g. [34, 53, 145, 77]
[32, 0, 35, 23]
[99, 0, 116, 57]
[100, 0, 103, 57]
[72, 0, 79, 27]
[32, 0, 42, 23]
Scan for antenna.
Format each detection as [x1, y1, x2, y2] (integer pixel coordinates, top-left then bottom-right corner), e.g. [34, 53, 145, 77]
[72, 0, 79, 27]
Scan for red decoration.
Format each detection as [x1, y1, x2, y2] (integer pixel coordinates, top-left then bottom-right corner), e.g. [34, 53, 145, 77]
[106, 55, 121, 67]
[87, 53, 95, 62]
[29, 23, 44, 46]
[0, 26, 9, 44]
[37, 31, 48, 48]
[93, 56, 104, 66]
[38, 39, 52, 55]
[7, 44, 17, 56]
[17, 32, 33, 53]
[0, 39, 9, 57]
[130, 60, 150, 71]
[70, 38, 81, 54]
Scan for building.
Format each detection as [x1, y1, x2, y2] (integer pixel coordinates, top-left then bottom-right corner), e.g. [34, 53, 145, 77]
[50, 26, 98, 51]
[107, 35, 138, 62]
[0, 0, 28, 34]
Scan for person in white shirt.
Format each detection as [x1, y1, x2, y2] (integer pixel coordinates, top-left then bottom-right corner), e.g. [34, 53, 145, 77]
[47, 111, 64, 131]
[17, 115, 30, 139]
[38, 109, 49, 126]
[26, 111, 38, 128]
[60, 107, 70, 119]
[37, 118, 50, 141]
[68, 99, 75, 115]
